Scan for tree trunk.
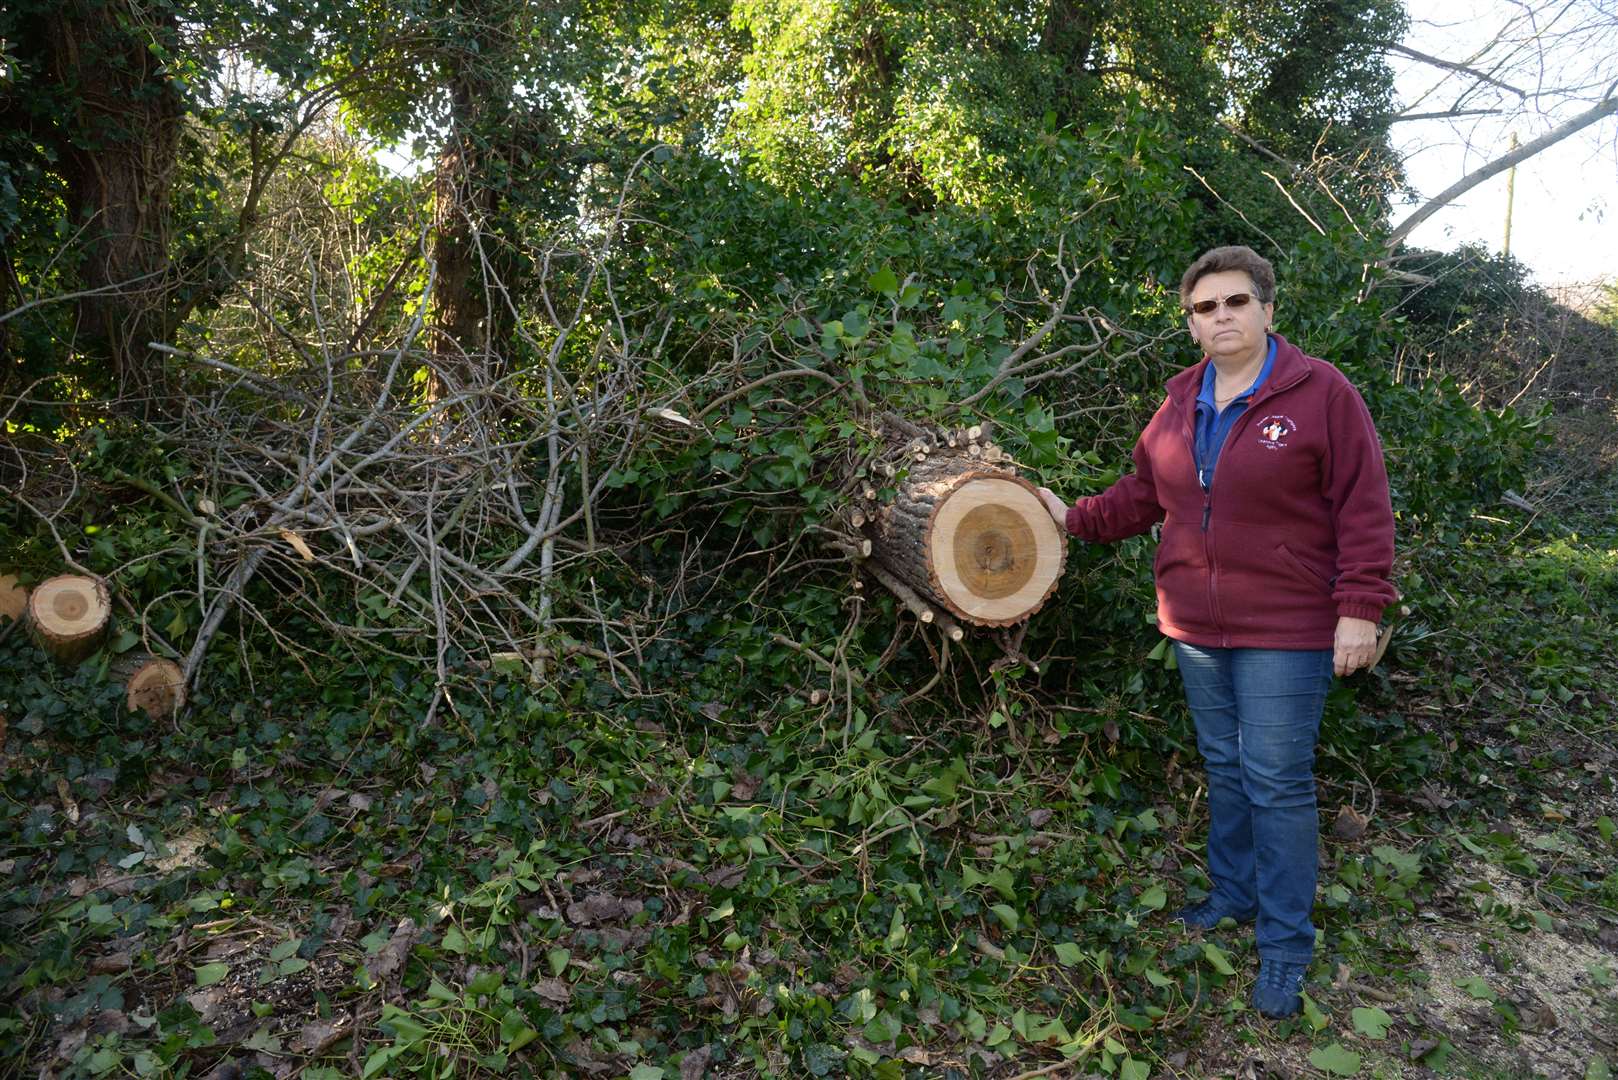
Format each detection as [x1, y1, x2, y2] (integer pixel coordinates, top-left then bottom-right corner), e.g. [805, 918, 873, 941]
[867, 450, 1065, 627]
[431, 30, 516, 391]
[45, 0, 183, 390]
[432, 109, 491, 384]
[1042, 0, 1101, 124]
[29, 574, 111, 664]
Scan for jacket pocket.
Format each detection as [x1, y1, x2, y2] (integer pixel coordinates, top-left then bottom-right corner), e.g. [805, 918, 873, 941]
[1276, 543, 1332, 594]
[1153, 519, 1213, 634]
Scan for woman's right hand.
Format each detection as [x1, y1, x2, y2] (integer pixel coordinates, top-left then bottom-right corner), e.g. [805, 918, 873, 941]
[1036, 487, 1069, 528]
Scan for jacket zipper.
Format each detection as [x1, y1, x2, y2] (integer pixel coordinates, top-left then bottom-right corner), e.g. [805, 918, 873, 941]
[1187, 397, 1273, 645]
[1184, 425, 1222, 642]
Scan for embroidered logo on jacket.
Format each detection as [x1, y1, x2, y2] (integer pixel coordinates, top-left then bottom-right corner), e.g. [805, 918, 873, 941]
[1256, 414, 1296, 449]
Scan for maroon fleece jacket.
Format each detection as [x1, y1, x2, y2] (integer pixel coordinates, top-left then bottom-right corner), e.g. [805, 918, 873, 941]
[1064, 334, 1396, 649]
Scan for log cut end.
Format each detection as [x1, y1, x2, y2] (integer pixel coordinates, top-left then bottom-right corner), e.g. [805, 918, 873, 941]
[0, 574, 27, 624]
[926, 475, 1064, 625]
[125, 657, 186, 719]
[29, 575, 111, 665]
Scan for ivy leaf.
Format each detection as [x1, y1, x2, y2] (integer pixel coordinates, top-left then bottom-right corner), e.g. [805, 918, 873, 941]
[628, 1067, 664, 1080]
[1053, 942, 1084, 966]
[1136, 884, 1167, 910]
[1352, 1005, 1392, 1038]
[1201, 942, 1235, 975]
[1301, 992, 1329, 1032]
[1308, 1043, 1363, 1075]
[867, 267, 899, 295]
[194, 962, 230, 987]
[988, 904, 1019, 931]
[1454, 975, 1497, 1001]
[883, 907, 906, 950]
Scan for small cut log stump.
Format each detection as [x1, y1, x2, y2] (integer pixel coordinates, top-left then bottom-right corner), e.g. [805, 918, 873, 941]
[0, 574, 28, 625]
[115, 655, 187, 719]
[29, 574, 111, 665]
[868, 449, 1064, 628]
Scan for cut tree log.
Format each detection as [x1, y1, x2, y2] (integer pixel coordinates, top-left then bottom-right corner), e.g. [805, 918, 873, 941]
[869, 456, 1064, 627]
[0, 574, 28, 624]
[29, 575, 111, 664]
[116, 655, 187, 718]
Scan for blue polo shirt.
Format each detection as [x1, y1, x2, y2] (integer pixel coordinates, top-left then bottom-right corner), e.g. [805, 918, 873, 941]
[1194, 336, 1276, 491]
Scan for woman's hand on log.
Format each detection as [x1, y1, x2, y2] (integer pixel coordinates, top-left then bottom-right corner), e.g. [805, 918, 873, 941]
[1036, 487, 1069, 529]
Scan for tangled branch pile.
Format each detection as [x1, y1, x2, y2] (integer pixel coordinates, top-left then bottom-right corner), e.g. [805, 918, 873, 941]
[4, 205, 1164, 718]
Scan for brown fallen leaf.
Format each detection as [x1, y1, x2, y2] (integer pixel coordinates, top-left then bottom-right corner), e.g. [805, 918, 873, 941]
[1407, 1038, 1439, 1061]
[729, 771, 760, 802]
[1517, 998, 1558, 1032]
[56, 778, 80, 825]
[293, 1018, 348, 1054]
[278, 529, 316, 562]
[90, 1009, 131, 1035]
[679, 1045, 713, 1080]
[88, 951, 132, 975]
[565, 892, 644, 926]
[532, 976, 572, 1005]
[704, 865, 746, 890]
[187, 986, 227, 1021]
[1333, 804, 1369, 841]
[364, 917, 419, 981]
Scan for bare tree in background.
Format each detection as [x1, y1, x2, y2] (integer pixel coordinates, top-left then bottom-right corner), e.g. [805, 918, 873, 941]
[1385, 0, 1618, 252]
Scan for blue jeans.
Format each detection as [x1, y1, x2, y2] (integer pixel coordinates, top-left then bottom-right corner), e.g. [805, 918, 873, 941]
[1173, 642, 1334, 964]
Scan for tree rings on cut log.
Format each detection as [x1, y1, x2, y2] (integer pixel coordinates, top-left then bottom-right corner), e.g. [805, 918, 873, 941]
[121, 656, 187, 718]
[0, 574, 27, 624]
[28, 574, 111, 665]
[926, 475, 1064, 624]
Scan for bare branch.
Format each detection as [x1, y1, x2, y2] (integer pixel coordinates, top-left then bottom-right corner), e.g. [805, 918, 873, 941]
[1388, 83, 1618, 248]
[1384, 41, 1529, 99]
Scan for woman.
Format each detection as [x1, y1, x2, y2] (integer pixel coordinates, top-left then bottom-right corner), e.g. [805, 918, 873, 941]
[1036, 245, 1396, 1019]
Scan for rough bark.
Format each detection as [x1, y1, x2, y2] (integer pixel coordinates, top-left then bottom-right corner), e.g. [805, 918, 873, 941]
[431, 23, 516, 390]
[860, 434, 1065, 628]
[44, 0, 183, 388]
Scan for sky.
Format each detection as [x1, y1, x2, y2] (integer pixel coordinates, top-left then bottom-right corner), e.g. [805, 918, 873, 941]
[1388, 1, 1618, 287]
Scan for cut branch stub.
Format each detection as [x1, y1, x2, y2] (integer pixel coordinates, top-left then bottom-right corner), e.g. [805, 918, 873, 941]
[29, 575, 111, 665]
[873, 463, 1064, 627]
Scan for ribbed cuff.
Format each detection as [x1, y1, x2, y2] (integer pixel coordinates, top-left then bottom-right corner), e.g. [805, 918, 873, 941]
[1337, 602, 1384, 623]
[1064, 505, 1082, 537]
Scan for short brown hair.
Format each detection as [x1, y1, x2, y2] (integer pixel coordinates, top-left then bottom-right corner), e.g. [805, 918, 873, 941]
[1179, 246, 1276, 309]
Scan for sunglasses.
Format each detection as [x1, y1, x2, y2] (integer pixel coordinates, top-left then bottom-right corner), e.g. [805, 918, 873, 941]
[1185, 293, 1259, 316]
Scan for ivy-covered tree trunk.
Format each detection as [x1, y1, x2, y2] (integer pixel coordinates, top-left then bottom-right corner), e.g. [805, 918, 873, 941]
[1041, 0, 1101, 124]
[432, 93, 492, 384]
[44, 0, 183, 390]
[431, 27, 516, 389]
